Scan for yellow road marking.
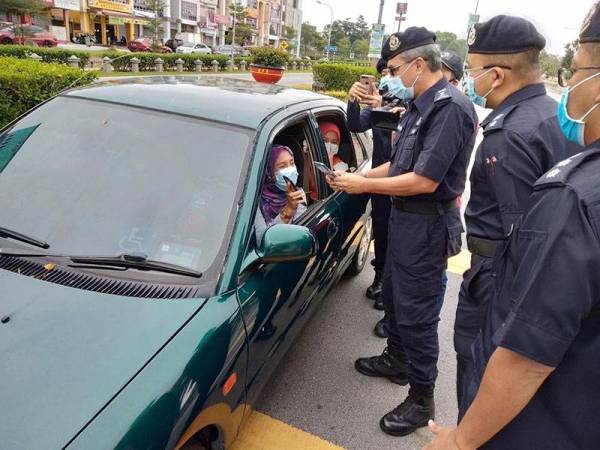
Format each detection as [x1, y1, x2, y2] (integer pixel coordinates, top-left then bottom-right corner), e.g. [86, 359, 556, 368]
[231, 411, 345, 450]
[448, 249, 471, 275]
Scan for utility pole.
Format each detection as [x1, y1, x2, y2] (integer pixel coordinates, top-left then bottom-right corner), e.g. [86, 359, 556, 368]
[231, 0, 237, 60]
[378, 0, 384, 24]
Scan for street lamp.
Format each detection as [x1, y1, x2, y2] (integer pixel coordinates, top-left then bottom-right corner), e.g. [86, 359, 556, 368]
[316, 0, 333, 60]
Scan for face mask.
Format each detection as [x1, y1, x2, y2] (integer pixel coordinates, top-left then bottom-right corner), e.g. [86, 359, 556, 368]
[464, 68, 495, 108]
[379, 74, 391, 91]
[557, 72, 600, 146]
[274, 166, 298, 191]
[325, 142, 339, 155]
[388, 61, 419, 100]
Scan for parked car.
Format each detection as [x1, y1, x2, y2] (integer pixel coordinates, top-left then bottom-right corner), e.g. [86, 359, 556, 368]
[0, 77, 372, 450]
[175, 42, 212, 54]
[127, 37, 173, 53]
[0, 24, 58, 47]
[214, 44, 250, 56]
[164, 37, 184, 51]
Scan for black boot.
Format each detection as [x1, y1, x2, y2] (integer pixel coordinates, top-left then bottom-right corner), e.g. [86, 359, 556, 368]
[373, 296, 385, 310]
[366, 269, 383, 300]
[354, 347, 408, 385]
[380, 386, 435, 436]
[374, 317, 387, 338]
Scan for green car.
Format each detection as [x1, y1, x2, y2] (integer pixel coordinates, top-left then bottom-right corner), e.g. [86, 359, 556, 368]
[0, 77, 372, 449]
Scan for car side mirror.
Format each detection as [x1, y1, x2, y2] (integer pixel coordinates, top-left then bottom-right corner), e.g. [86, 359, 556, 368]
[240, 224, 316, 276]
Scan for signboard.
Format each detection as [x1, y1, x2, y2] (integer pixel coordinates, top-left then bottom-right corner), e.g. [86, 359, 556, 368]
[87, 0, 132, 13]
[467, 13, 480, 29]
[54, 0, 80, 10]
[396, 2, 407, 14]
[368, 23, 385, 58]
[325, 44, 338, 52]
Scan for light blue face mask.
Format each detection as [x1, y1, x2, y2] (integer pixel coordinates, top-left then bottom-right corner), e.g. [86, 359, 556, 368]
[387, 61, 419, 100]
[463, 68, 494, 108]
[274, 166, 299, 191]
[379, 74, 391, 91]
[557, 72, 600, 146]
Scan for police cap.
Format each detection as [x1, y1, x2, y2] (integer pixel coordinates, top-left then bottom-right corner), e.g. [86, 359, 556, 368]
[580, 2, 600, 43]
[376, 57, 387, 74]
[467, 15, 545, 54]
[441, 51, 464, 80]
[381, 27, 436, 61]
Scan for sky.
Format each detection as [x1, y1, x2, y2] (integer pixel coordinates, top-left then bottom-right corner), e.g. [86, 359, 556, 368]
[302, 0, 595, 56]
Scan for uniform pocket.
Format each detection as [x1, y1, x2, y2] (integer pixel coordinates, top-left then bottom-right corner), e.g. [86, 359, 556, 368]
[397, 136, 416, 170]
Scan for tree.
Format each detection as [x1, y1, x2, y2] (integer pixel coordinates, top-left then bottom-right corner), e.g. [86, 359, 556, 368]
[284, 25, 296, 40]
[300, 22, 326, 58]
[562, 39, 579, 69]
[353, 38, 369, 58]
[435, 31, 468, 57]
[225, 2, 252, 45]
[540, 51, 561, 78]
[146, 0, 166, 49]
[0, 0, 44, 17]
[324, 16, 371, 47]
[337, 36, 350, 58]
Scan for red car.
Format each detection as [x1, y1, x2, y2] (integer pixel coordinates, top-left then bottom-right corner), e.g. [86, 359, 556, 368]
[127, 37, 173, 53]
[0, 24, 58, 47]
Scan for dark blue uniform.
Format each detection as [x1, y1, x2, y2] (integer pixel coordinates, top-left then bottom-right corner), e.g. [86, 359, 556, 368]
[457, 84, 579, 417]
[466, 148, 600, 449]
[383, 77, 477, 389]
[347, 100, 392, 274]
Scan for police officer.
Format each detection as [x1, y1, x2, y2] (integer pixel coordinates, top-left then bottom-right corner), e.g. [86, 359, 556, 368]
[441, 51, 464, 87]
[347, 58, 393, 319]
[425, 5, 600, 448]
[455, 15, 579, 420]
[329, 27, 477, 436]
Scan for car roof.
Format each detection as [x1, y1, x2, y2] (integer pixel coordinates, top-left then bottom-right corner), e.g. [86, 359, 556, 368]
[63, 76, 335, 129]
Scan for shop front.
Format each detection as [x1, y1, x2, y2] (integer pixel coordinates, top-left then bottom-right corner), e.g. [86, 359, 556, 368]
[87, 0, 136, 45]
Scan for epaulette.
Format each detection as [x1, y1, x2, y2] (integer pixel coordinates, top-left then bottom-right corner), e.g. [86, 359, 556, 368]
[535, 149, 600, 188]
[482, 104, 518, 134]
[433, 87, 452, 103]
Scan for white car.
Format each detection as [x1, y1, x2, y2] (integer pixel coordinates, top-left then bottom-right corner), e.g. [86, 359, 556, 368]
[175, 42, 212, 54]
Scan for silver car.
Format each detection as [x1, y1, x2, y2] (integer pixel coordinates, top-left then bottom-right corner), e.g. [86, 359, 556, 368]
[175, 42, 212, 54]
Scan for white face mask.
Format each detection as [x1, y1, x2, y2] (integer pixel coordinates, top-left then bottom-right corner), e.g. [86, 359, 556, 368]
[325, 142, 339, 155]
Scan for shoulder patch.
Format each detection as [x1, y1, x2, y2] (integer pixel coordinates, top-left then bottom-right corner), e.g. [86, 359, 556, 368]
[434, 88, 451, 103]
[535, 150, 596, 188]
[482, 105, 518, 134]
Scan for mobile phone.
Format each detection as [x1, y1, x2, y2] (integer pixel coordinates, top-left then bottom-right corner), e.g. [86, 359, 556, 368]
[313, 161, 337, 177]
[360, 75, 376, 96]
[282, 175, 297, 189]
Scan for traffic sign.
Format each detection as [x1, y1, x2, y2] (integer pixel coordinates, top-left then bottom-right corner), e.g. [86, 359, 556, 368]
[396, 2, 408, 14]
[280, 40, 288, 50]
[325, 45, 338, 52]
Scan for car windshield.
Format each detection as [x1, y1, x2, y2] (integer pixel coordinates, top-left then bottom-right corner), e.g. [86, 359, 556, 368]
[0, 97, 252, 274]
[181, 42, 194, 47]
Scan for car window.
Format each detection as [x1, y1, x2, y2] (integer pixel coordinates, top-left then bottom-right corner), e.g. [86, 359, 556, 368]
[0, 97, 252, 274]
[315, 113, 358, 172]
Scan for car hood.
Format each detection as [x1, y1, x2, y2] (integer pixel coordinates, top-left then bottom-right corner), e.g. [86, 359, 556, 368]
[0, 269, 206, 450]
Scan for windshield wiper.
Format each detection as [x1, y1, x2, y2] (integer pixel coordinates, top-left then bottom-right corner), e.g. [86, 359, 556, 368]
[0, 226, 49, 249]
[68, 253, 202, 278]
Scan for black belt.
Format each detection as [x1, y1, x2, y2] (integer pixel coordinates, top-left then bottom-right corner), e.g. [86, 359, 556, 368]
[467, 236, 505, 258]
[391, 197, 458, 215]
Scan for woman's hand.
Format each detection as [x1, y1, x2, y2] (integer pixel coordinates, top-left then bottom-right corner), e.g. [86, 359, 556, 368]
[286, 189, 306, 210]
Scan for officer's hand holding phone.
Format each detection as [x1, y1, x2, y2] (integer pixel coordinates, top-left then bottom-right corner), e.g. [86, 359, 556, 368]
[328, 171, 367, 194]
[349, 81, 368, 102]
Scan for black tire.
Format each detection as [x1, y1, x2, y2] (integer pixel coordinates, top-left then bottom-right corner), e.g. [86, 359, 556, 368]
[43, 40, 53, 47]
[1, 37, 13, 45]
[346, 215, 373, 277]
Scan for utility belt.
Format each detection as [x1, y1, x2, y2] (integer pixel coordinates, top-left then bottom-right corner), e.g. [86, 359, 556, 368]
[467, 236, 506, 258]
[391, 197, 459, 216]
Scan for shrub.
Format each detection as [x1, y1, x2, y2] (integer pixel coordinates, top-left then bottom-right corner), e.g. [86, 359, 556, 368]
[0, 45, 91, 68]
[100, 51, 251, 71]
[249, 46, 290, 68]
[312, 63, 377, 92]
[0, 57, 97, 129]
[323, 90, 348, 101]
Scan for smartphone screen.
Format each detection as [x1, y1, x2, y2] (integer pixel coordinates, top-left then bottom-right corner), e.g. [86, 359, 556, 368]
[313, 161, 337, 177]
[360, 75, 376, 96]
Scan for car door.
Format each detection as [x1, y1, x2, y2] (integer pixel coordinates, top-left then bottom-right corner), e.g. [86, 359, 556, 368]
[311, 108, 372, 274]
[236, 114, 344, 407]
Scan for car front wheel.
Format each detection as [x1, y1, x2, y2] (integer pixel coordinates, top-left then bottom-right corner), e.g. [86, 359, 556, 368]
[346, 215, 372, 277]
[1, 37, 13, 45]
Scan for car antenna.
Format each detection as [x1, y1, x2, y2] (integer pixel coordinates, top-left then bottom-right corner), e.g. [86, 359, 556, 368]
[60, 53, 135, 94]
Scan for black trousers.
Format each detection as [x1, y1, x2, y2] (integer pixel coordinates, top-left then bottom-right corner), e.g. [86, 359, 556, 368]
[454, 254, 495, 421]
[371, 193, 391, 272]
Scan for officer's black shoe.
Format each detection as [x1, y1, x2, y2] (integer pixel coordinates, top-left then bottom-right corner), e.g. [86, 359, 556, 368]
[366, 271, 383, 300]
[354, 347, 408, 385]
[373, 296, 385, 310]
[374, 317, 387, 338]
[380, 391, 435, 437]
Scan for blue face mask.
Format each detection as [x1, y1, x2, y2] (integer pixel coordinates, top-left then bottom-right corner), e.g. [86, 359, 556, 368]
[387, 61, 419, 100]
[274, 166, 299, 191]
[463, 68, 494, 108]
[379, 74, 391, 91]
[557, 72, 600, 146]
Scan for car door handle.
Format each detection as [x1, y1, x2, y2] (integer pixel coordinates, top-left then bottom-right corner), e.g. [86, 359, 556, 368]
[327, 219, 339, 239]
